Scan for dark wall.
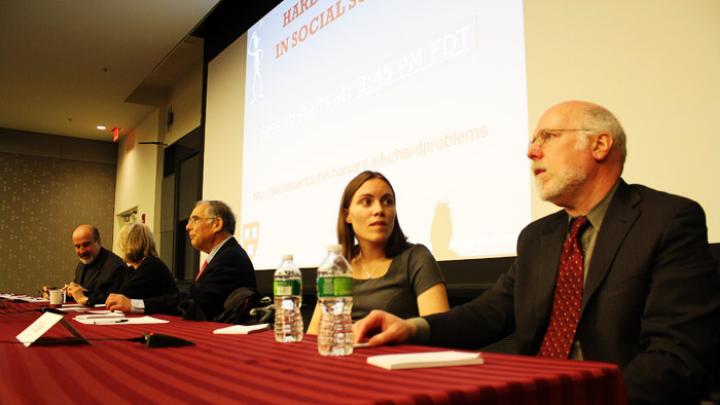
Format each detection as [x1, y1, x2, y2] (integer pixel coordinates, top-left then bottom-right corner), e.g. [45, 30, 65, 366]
[194, 0, 282, 62]
[0, 128, 117, 294]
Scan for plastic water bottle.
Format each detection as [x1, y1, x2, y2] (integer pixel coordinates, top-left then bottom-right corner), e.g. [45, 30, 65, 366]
[274, 254, 303, 343]
[317, 244, 353, 356]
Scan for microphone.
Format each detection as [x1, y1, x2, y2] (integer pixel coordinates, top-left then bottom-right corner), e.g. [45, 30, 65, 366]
[39, 307, 64, 314]
[128, 332, 194, 348]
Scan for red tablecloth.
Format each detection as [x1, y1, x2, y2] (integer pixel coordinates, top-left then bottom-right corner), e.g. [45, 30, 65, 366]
[0, 301, 628, 404]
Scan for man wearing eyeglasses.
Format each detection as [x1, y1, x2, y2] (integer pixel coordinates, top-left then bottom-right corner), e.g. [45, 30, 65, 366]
[354, 100, 720, 404]
[107, 200, 256, 319]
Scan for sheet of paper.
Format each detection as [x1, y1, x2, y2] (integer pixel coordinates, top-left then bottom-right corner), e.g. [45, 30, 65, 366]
[75, 318, 129, 325]
[0, 293, 48, 303]
[56, 306, 90, 313]
[367, 351, 484, 370]
[73, 315, 169, 325]
[213, 323, 270, 335]
[124, 316, 169, 325]
[74, 312, 125, 321]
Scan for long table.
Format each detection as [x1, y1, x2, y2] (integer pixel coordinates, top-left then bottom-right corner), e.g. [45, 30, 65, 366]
[0, 301, 628, 404]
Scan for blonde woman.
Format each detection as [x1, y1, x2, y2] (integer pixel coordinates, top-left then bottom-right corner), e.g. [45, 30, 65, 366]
[114, 222, 178, 299]
[74, 223, 177, 305]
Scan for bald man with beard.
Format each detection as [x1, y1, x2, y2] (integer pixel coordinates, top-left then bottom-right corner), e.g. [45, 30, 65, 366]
[65, 224, 126, 306]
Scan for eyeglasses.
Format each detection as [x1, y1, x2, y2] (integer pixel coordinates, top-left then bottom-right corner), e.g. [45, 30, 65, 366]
[529, 128, 593, 148]
[188, 216, 218, 225]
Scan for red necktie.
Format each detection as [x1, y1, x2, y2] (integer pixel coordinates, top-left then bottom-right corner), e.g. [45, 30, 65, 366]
[538, 216, 590, 359]
[195, 260, 208, 281]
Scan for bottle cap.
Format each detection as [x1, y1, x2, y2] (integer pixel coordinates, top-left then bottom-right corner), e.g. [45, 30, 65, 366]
[326, 244, 342, 254]
[281, 254, 293, 260]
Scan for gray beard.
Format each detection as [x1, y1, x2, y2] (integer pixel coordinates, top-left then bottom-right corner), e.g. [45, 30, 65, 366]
[536, 167, 587, 201]
[79, 256, 96, 265]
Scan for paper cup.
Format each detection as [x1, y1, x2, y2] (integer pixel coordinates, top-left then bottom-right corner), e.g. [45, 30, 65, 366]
[49, 289, 64, 305]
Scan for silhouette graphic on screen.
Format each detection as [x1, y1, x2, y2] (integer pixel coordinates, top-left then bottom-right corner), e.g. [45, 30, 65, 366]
[430, 202, 458, 260]
[248, 31, 264, 104]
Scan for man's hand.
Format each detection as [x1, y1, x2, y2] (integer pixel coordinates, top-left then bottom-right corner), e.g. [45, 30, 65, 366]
[353, 310, 417, 347]
[72, 290, 88, 306]
[66, 282, 86, 296]
[106, 294, 131, 312]
[40, 285, 50, 300]
[67, 282, 88, 304]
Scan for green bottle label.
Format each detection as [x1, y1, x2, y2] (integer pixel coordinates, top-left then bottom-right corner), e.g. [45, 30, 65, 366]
[317, 276, 352, 297]
[274, 279, 301, 296]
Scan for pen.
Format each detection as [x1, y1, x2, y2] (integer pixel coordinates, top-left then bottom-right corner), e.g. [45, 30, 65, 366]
[92, 319, 129, 325]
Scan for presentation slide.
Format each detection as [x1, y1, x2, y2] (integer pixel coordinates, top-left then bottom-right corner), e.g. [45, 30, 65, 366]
[241, 0, 530, 270]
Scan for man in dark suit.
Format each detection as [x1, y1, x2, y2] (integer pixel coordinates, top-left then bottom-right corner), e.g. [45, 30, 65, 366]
[354, 101, 720, 404]
[65, 224, 126, 306]
[107, 200, 256, 319]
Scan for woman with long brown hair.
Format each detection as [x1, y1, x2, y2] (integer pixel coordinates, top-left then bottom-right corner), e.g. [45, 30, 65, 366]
[308, 171, 449, 333]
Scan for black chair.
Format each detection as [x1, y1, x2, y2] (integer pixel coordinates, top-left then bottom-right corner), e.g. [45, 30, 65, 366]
[177, 287, 267, 324]
[213, 287, 263, 324]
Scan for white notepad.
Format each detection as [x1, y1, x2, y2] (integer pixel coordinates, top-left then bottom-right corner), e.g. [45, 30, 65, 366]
[367, 351, 484, 370]
[213, 324, 270, 335]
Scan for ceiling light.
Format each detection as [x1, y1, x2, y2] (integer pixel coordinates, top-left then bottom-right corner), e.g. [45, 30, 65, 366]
[96, 125, 106, 130]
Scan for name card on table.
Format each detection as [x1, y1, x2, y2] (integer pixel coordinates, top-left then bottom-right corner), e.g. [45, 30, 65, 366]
[16, 312, 88, 347]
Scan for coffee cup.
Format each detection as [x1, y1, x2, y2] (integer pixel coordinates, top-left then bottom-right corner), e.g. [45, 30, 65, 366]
[49, 289, 64, 306]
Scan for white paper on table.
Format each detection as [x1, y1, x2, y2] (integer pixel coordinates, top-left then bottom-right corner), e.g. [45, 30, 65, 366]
[123, 316, 169, 325]
[0, 294, 48, 303]
[73, 315, 169, 325]
[73, 317, 129, 325]
[56, 306, 90, 313]
[73, 312, 125, 325]
[366, 351, 484, 370]
[213, 324, 270, 335]
[74, 312, 125, 321]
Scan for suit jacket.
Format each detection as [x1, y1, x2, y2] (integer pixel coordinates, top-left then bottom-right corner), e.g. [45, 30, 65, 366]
[116, 255, 178, 299]
[425, 180, 720, 405]
[144, 237, 256, 319]
[73, 247, 127, 306]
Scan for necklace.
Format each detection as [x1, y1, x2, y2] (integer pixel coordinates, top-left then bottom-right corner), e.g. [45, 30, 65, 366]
[353, 256, 375, 279]
[361, 262, 374, 279]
